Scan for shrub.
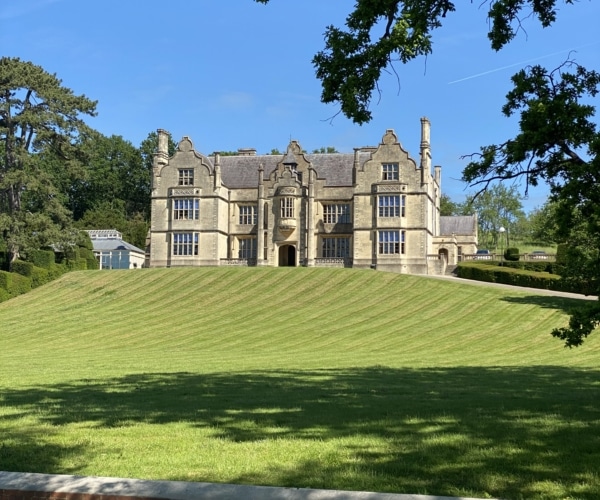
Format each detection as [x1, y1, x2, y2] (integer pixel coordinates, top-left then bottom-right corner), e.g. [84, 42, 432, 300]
[7, 272, 31, 296]
[555, 243, 568, 265]
[67, 258, 89, 271]
[11, 260, 34, 277]
[0, 251, 8, 272]
[504, 247, 520, 261]
[48, 263, 68, 280]
[456, 262, 565, 291]
[78, 231, 94, 251]
[0, 270, 11, 291]
[28, 249, 56, 269]
[78, 247, 99, 270]
[31, 266, 50, 288]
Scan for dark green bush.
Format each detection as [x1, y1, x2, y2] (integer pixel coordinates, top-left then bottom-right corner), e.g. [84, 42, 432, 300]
[28, 249, 56, 269]
[11, 260, 34, 277]
[31, 266, 50, 288]
[67, 258, 89, 271]
[7, 272, 31, 296]
[456, 262, 565, 291]
[48, 263, 68, 280]
[0, 251, 8, 272]
[65, 246, 80, 261]
[78, 247, 99, 269]
[0, 287, 10, 303]
[78, 231, 94, 251]
[504, 247, 520, 261]
[556, 243, 568, 265]
[0, 270, 11, 291]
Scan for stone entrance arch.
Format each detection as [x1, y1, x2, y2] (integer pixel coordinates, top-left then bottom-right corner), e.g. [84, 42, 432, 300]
[438, 248, 449, 262]
[278, 245, 296, 267]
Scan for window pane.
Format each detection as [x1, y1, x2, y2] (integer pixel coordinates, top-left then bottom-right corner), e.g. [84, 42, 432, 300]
[382, 163, 399, 181]
[322, 237, 350, 258]
[178, 169, 194, 186]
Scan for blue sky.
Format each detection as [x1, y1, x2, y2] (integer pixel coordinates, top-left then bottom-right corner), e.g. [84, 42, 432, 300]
[2, 0, 599, 212]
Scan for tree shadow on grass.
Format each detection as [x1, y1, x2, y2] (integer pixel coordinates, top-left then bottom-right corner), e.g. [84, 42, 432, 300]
[0, 427, 84, 475]
[1, 366, 600, 498]
[501, 294, 595, 314]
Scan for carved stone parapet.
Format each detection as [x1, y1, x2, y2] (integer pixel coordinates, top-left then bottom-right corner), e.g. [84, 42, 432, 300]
[373, 184, 405, 193]
[170, 187, 201, 197]
[277, 186, 298, 196]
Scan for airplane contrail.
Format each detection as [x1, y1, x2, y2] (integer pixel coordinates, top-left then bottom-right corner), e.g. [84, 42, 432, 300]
[448, 41, 600, 84]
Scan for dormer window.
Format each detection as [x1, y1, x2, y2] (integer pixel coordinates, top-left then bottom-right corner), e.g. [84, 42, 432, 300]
[382, 163, 399, 181]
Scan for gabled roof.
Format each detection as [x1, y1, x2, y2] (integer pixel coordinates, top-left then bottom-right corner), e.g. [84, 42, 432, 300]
[213, 152, 372, 189]
[440, 215, 477, 236]
[86, 230, 145, 255]
[91, 238, 145, 254]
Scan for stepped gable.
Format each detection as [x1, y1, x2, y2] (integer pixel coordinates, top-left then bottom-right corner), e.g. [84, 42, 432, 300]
[214, 151, 372, 188]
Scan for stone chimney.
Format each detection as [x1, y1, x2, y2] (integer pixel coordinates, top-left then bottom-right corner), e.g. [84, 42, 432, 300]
[420, 117, 431, 184]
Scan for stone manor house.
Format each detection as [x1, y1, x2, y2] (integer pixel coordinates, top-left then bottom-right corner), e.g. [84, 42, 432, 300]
[147, 118, 477, 274]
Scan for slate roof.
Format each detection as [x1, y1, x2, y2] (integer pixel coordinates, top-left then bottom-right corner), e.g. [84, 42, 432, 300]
[214, 152, 372, 189]
[440, 215, 477, 235]
[90, 237, 145, 255]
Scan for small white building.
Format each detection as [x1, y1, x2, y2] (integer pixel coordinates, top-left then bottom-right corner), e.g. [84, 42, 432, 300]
[86, 230, 145, 269]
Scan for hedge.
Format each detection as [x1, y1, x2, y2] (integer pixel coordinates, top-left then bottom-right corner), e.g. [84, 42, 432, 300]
[4, 271, 31, 297]
[11, 260, 34, 277]
[31, 266, 51, 288]
[78, 247, 99, 270]
[0, 270, 11, 291]
[456, 262, 565, 291]
[28, 249, 56, 269]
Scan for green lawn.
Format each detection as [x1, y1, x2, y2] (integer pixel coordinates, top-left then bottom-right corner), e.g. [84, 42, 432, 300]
[1, 267, 599, 499]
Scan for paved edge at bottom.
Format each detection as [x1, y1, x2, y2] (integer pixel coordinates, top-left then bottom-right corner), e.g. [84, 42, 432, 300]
[0, 471, 499, 500]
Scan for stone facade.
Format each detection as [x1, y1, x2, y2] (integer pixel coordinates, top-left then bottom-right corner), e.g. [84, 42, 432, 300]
[148, 118, 477, 274]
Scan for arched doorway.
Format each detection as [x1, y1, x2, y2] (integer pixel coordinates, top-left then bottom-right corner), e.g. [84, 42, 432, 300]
[278, 245, 296, 267]
[438, 248, 449, 262]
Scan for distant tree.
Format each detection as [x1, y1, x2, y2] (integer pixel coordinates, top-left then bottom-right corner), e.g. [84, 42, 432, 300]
[527, 201, 560, 245]
[312, 147, 339, 154]
[0, 57, 97, 264]
[75, 200, 148, 249]
[464, 184, 525, 248]
[439, 193, 463, 216]
[70, 132, 148, 220]
[213, 151, 239, 156]
[267, 148, 282, 155]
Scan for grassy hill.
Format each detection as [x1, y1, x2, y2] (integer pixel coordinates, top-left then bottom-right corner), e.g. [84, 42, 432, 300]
[1, 267, 599, 498]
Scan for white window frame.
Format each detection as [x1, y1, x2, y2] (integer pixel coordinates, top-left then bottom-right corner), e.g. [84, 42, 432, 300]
[322, 237, 350, 258]
[323, 204, 351, 224]
[378, 230, 405, 255]
[178, 169, 194, 186]
[173, 232, 199, 256]
[382, 163, 399, 181]
[173, 198, 199, 220]
[378, 196, 400, 217]
[281, 197, 294, 218]
[238, 237, 257, 259]
[239, 205, 258, 225]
